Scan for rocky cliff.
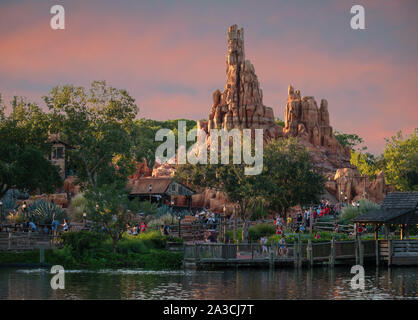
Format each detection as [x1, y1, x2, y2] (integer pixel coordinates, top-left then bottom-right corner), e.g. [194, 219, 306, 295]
[197, 24, 283, 141]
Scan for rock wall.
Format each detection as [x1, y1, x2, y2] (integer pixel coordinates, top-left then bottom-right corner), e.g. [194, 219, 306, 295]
[199, 24, 283, 142]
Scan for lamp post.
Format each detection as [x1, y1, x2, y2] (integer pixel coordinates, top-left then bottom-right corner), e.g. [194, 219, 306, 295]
[148, 184, 152, 203]
[344, 195, 348, 206]
[170, 199, 175, 224]
[177, 214, 181, 238]
[356, 201, 360, 213]
[22, 202, 27, 220]
[0, 201, 3, 224]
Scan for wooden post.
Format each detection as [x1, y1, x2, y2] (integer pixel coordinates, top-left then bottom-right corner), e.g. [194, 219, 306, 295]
[355, 234, 359, 265]
[8, 232, 11, 250]
[298, 233, 302, 268]
[374, 225, 379, 241]
[251, 243, 254, 260]
[400, 224, 404, 240]
[359, 236, 364, 266]
[375, 239, 380, 266]
[388, 239, 392, 267]
[269, 251, 274, 269]
[405, 224, 409, 240]
[233, 208, 237, 243]
[307, 239, 313, 267]
[293, 241, 298, 267]
[329, 237, 336, 268]
[309, 208, 313, 235]
[384, 223, 389, 240]
[40, 247, 45, 264]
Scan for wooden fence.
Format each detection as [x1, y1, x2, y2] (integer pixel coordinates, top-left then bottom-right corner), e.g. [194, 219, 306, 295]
[0, 232, 58, 251]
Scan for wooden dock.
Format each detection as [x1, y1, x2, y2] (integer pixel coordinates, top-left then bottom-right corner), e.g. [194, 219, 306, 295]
[182, 239, 418, 269]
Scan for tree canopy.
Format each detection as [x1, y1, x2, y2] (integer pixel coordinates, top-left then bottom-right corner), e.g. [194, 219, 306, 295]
[383, 129, 418, 191]
[44, 81, 139, 189]
[0, 97, 62, 198]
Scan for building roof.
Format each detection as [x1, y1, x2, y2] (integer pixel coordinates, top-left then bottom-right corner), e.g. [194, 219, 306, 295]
[353, 192, 418, 224]
[381, 191, 418, 210]
[129, 177, 195, 196]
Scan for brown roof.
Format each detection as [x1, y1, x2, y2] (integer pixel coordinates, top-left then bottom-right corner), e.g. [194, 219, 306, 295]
[354, 192, 418, 224]
[129, 177, 173, 195]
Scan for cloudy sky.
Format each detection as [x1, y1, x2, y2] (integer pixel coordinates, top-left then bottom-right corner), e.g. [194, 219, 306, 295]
[1, 0, 417, 154]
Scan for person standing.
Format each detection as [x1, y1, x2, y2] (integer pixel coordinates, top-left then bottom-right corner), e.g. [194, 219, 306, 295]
[61, 219, 69, 232]
[278, 236, 287, 257]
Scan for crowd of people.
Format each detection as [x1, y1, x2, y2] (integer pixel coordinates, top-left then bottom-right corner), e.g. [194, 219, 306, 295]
[0, 218, 69, 235]
[126, 221, 148, 235]
[194, 209, 218, 229]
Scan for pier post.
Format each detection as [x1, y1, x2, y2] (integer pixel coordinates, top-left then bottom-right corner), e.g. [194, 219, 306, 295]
[355, 235, 359, 265]
[8, 232, 11, 250]
[293, 241, 298, 268]
[359, 236, 364, 266]
[329, 237, 336, 268]
[297, 233, 302, 268]
[40, 247, 45, 264]
[388, 239, 392, 267]
[269, 251, 274, 269]
[375, 240, 380, 266]
[307, 239, 313, 267]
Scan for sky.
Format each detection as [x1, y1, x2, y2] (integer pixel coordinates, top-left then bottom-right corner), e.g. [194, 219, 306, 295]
[0, 0, 417, 154]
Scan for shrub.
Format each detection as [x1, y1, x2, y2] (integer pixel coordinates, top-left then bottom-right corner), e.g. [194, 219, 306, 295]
[60, 231, 108, 258]
[148, 213, 175, 227]
[248, 223, 276, 241]
[68, 193, 88, 222]
[341, 198, 379, 223]
[27, 200, 67, 224]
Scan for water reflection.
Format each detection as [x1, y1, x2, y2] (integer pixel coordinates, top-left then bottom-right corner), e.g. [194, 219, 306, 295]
[0, 267, 416, 300]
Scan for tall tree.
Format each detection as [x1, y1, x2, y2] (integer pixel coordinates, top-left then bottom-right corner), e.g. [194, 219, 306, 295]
[259, 137, 325, 221]
[334, 130, 364, 151]
[0, 97, 62, 198]
[383, 129, 418, 191]
[84, 181, 139, 253]
[44, 81, 139, 189]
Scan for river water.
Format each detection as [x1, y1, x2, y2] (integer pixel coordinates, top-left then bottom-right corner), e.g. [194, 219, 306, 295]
[0, 266, 416, 299]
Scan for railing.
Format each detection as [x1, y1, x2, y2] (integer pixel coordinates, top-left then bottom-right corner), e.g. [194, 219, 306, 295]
[184, 239, 379, 266]
[0, 232, 59, 250]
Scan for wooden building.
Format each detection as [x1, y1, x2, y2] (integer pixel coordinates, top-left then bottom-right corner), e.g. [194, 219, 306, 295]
[354, 191, 418, 240]
[128, 177, 195, 207]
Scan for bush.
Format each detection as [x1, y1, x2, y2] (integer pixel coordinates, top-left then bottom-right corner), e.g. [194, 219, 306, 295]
[268, 231, 349, 245]
[69, 193, 88, 222]
[148, 213, 175, 227]
[341, 198, 379, 223]
[60, 231, 108, 258]
[248, 223, 276, 241]
[27, 200, 67, 224]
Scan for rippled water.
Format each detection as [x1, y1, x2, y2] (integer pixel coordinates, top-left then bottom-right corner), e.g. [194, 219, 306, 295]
[0, 266, 416, 299]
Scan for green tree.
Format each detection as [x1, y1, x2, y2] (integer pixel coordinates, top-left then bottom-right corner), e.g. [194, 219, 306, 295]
[350, 150, 383, 180]
[85, 182, 139, 253]
[175, 149, 261, 243]
[44, 81, 139, 188]
[0, 97, 62, 198]
[259, 137, 325, 221]
[383, 129, 418, 191]
[131, 118, 196, 168]
[334, 131, 364, 150]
